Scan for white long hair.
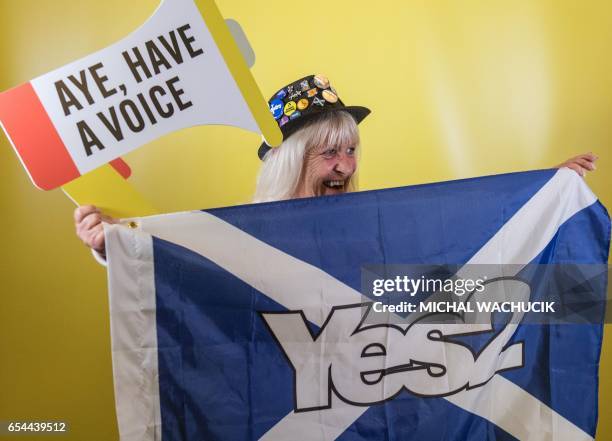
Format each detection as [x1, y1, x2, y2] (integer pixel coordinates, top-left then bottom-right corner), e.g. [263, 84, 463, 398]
[253, 111, 360, 203]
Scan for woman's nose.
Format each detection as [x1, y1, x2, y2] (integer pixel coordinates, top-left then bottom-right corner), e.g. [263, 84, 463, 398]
[334, 156, 355, 176]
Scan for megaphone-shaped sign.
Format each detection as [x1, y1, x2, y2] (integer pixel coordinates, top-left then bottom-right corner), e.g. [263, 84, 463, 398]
[0, 0, 282, 191]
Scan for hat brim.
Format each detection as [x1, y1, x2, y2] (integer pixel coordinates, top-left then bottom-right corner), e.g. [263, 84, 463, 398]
[258, 106, 371, 160]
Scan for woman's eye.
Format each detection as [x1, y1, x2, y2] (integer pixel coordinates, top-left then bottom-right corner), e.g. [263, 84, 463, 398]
[346, 147, 356, 156]
[323, 149, 337, 157]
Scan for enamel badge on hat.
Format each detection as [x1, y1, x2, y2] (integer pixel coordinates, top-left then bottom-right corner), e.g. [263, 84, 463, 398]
[0, 0, 281, 209]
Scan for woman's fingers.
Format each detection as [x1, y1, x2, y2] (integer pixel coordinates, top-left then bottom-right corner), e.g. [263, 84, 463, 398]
[73, 205, 117, 254]
[573, 157, 596, 170]
[74, 205, 99, 224]
[558, 152, 598, 177]
[566, 163, 585, 177]
[90, 227, 106, 252]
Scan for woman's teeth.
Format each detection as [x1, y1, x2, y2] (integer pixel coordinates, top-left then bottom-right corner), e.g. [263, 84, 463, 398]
[323, 180, 345, 189]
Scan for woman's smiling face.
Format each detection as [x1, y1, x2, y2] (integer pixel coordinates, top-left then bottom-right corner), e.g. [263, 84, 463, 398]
[294, 142, 357, 198]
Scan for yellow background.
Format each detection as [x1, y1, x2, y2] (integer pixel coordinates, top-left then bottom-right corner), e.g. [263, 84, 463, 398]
[0, 0, 610, 439]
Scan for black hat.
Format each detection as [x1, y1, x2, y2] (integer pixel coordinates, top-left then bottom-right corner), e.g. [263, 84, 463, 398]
[258, 74, 371, 160]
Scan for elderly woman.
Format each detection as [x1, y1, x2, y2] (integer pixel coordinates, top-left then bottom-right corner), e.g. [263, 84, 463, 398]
[74, 74, 598, 257]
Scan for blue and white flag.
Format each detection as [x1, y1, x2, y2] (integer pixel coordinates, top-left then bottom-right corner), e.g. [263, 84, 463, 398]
[106, 168, 610, 441]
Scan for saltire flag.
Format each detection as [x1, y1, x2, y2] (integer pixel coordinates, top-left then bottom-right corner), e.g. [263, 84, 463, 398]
[106, 168, 610, 441]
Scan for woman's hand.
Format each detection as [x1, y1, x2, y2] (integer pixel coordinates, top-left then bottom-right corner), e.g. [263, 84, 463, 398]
[557, 152, 598, 177]
[74, 205, 117, 256]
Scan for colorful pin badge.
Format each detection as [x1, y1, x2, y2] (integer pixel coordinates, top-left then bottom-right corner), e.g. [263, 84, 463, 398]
[270, 98, 284, 119]
[313, 74, 330, 89]
[312, 96, 325, 107]
[322, 89, 338, 103]
[284, 101, 297, 116]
